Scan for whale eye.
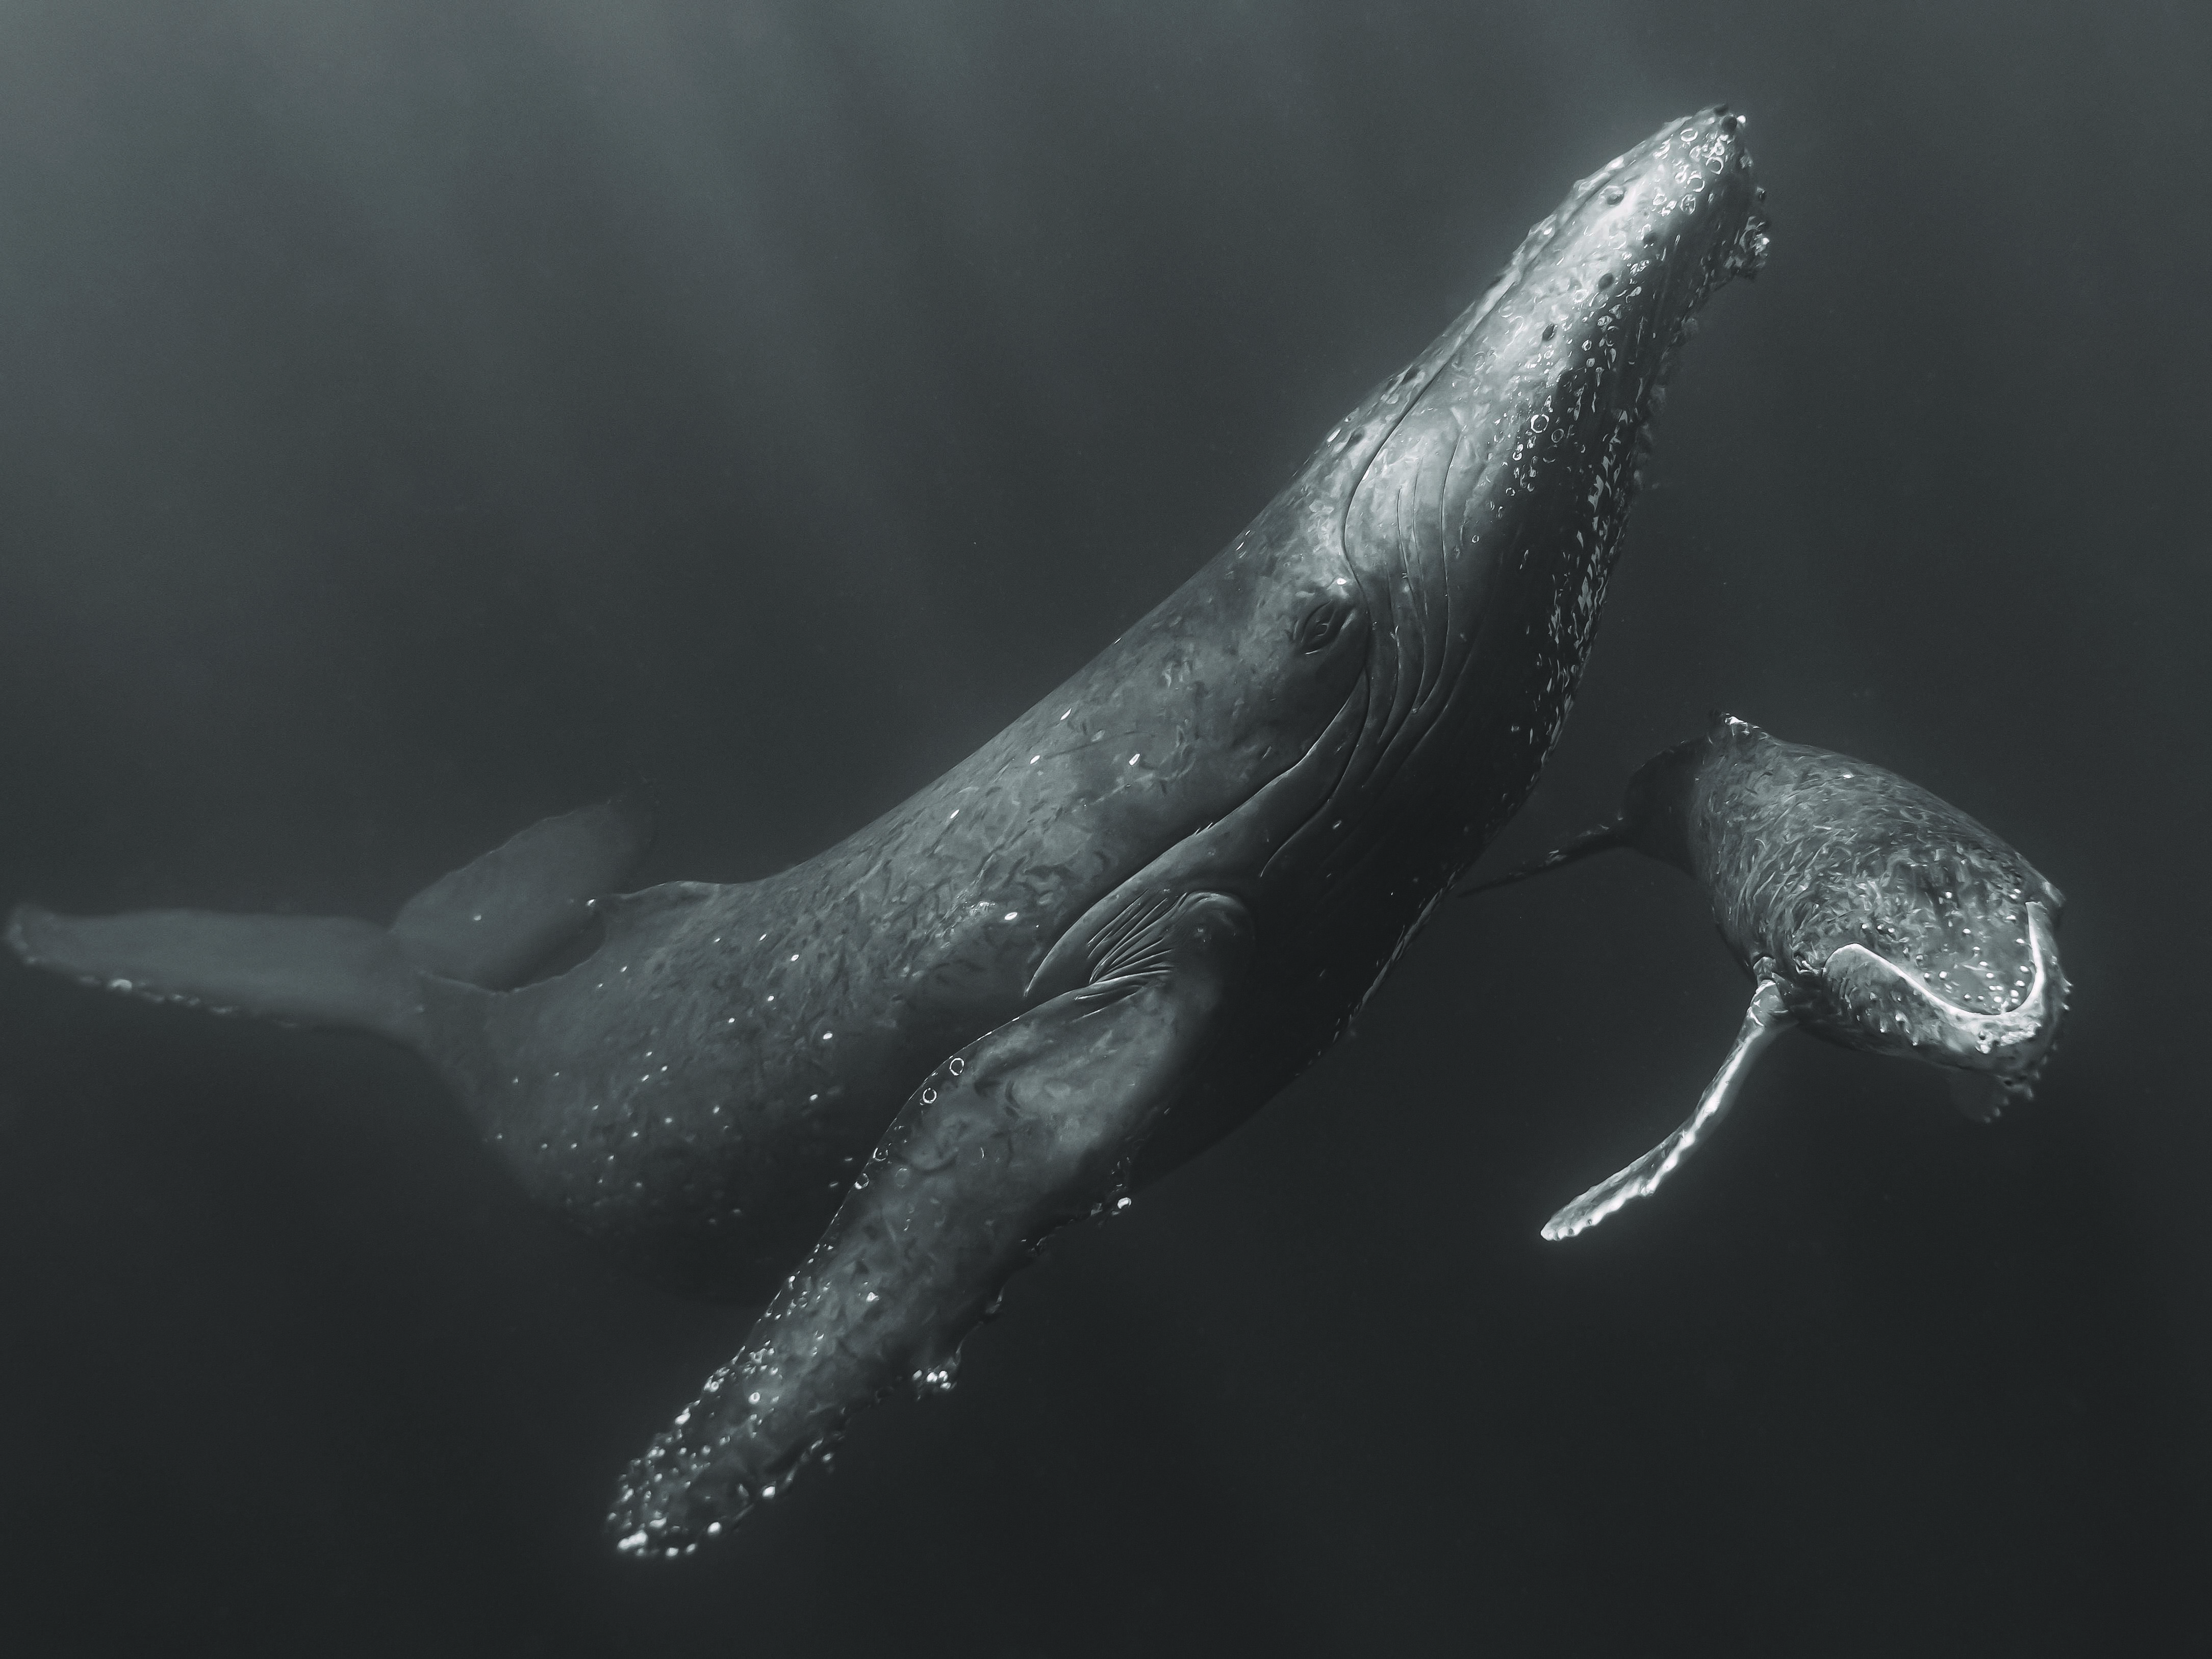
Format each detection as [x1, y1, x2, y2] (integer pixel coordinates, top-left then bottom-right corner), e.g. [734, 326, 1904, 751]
[1294, 593, 1353, 654]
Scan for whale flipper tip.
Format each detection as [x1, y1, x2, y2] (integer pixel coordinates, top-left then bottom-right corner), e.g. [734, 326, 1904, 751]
[607, 1422, 760, 1560]
[1542, 980, 1792, 1242]
[1540, 1145, 1670, 1241]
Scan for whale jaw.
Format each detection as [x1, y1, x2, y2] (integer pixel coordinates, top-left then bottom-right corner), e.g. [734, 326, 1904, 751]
[1818, 900, 2068, 1100]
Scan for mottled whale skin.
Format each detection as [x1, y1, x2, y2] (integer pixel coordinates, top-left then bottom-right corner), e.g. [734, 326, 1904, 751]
[8, 112, 1767, 1552]
[1474, 713, 2068, 1239]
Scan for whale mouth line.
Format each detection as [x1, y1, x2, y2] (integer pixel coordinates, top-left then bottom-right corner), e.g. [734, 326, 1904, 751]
[1823, 900, 2058, 1053]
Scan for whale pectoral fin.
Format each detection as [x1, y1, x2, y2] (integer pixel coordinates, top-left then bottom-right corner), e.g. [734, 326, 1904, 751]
[391, 795, 652, 988]
[606, 890, 1253, 1555]
[1542, 977, 1792, 1242]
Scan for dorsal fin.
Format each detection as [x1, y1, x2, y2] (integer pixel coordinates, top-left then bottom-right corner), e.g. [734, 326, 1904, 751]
[392, 796, 652, 988]
[589, 881, 721, 953]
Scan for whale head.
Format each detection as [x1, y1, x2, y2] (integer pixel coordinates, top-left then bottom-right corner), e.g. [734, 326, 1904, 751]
[1818, 890, 2067, 1112]
[1631, 716, 2071, 1116]
[1272, 110, 1771, 849]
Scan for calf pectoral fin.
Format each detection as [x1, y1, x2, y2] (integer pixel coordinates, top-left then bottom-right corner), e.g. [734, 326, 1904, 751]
[607, 890, 1253, 1556]
[1542, 978, 1792, 1241]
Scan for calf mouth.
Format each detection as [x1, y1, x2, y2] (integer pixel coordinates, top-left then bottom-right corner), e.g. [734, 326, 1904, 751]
[1818, 899, 2067, 1077]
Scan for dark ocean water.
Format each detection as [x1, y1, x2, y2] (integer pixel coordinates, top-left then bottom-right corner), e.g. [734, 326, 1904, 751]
[1, 3, 2205, 1653]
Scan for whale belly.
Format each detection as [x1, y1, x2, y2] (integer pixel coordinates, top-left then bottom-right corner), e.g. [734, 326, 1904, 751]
[433, 877, 1018, 1297]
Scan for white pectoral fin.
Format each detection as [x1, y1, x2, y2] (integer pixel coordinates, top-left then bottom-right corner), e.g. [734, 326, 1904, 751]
[1542, 978, 1792, 1241]
[607, 890, 1254, 1555]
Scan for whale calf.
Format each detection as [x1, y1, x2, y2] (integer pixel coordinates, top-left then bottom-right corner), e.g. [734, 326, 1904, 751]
[1469, 713, 2068, 1240]
[8, 112, 1767, 1552]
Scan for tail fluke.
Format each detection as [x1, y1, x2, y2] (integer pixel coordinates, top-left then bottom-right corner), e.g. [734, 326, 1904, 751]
[6, 796, 652, 1048]
[8, 907, 428, 1044]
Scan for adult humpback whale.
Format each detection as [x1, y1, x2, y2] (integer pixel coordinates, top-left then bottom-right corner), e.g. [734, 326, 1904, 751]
[9, 111, 1768, 1553]
[1470, 714, 2069, 1240]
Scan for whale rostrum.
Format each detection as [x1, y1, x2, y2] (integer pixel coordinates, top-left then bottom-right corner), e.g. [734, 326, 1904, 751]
[1466, 713, 2069, 1240]
[7, 112, 1767, 1553]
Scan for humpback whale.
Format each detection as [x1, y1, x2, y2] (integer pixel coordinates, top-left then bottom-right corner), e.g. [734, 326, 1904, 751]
[7, 111, 1768, 1553]
[1469, 713, 2068, 1240]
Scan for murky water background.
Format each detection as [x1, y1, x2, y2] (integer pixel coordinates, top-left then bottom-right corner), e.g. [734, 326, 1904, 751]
[1, 3, 2204, 1652]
